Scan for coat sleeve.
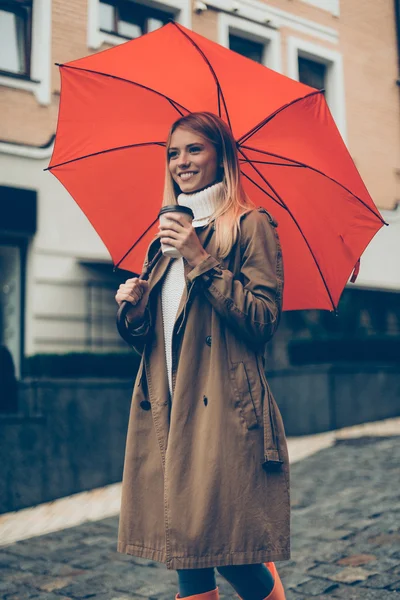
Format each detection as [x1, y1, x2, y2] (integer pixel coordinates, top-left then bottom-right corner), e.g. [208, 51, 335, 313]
[186, 208, 284, 346]
[117, 244, 155, 356]
[123, 304, 152, 356]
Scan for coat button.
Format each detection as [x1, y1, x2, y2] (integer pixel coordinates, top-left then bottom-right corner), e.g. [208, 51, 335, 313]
[140, 400, 151, 411]
[206, 335, 212, 346]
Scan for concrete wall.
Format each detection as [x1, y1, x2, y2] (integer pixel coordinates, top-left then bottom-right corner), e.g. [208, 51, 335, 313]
[1, 364, 399, 514]
[0, 378, 133, 514]
[268, 364, 400, 435]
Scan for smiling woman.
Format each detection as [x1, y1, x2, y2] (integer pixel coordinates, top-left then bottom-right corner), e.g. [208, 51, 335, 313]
[115, 111, 288, 600]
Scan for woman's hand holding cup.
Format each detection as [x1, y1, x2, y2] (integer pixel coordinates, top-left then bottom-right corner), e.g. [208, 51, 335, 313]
[115, 278, 150, 326]
[156, 209, 209, 267]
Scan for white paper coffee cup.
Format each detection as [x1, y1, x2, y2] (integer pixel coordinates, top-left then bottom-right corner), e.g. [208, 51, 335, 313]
[158, 205, 194, 258]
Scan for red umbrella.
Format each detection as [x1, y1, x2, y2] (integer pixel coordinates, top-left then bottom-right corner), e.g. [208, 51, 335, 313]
[47, 21, 386, 312]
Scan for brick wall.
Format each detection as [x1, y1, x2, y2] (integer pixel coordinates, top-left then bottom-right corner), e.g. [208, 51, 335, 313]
[339, 1, 399, 209]
[270, 0, 399, 209]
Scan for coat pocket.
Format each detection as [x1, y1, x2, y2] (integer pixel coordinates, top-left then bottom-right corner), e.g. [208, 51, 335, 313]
[229, 361, 260, 430]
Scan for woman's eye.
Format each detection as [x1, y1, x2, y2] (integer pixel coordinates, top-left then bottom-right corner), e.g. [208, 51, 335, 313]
[168, 152, 178, 159]
[190, 147, 201, 153]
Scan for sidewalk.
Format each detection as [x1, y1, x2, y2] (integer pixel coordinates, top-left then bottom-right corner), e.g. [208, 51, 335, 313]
[1, 416, 399, 599]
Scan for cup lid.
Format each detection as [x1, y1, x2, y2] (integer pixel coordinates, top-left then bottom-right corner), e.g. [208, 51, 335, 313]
[158, 205, 194, 218]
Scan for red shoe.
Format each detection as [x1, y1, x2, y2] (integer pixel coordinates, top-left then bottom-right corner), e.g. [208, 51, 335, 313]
[175, 586, 219, 600]
[236, 562, 286, 600]
[262, 562, 286, 600]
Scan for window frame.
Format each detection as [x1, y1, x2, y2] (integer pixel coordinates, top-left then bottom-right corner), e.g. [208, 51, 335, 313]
[0, 0, 51, 105]
[287, 36, 347, 143]
[0, 0, 33, 79]
[205, 0, 338, 45]
[218, 13, 282, 73]
[99, 0, 175, 40]
[88, 0, 191, 49]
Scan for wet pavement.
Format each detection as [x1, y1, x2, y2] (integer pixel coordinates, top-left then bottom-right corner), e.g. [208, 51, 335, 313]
[0, 433, 399, 599]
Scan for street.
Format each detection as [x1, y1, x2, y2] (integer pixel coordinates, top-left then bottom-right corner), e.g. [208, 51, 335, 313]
[1, 429, 399, 599]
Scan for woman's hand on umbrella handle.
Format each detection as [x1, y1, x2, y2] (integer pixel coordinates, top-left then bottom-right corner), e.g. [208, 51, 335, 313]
[115, 278, 150, 326]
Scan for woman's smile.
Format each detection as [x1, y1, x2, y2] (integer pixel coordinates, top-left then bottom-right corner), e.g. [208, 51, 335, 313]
[179, 171, 199, 181]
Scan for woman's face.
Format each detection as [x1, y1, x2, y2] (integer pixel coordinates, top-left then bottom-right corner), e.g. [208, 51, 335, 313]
[168, 127, 220, 194]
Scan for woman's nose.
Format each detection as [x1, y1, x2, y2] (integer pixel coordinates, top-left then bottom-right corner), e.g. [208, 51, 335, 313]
[178, 152, 190, 167]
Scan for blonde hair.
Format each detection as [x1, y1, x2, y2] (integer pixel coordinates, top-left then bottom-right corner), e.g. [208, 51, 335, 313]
[162, 112, 256, 259]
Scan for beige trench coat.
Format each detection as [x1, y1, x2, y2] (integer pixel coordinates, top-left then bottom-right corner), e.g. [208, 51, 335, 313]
[117, 207, 290, 570]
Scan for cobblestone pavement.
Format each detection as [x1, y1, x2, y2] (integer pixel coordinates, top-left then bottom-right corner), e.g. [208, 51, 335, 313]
[2, 417, 399, 549]
[1, 434, 399, 600]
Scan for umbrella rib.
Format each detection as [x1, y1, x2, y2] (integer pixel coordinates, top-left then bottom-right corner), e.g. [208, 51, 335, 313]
[45, 141, 165, 171]
[114, 216, 159, 271]
[241, 144, 387, 225]
[241, 171, 286, 208]
[239, 158, 305, 168]
[238, 89, 324, 146]
[238, 148, 286, 208]
[56, 63, 190, 116]
[166, 98, 186, 117]
[171, 21, 232, 132]
[239, 146, 337, 311]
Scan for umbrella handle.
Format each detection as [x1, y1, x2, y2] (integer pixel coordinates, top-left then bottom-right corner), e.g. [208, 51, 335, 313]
[116, 247, 163, 345]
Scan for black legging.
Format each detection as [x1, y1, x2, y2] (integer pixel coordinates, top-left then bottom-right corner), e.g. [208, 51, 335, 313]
[177, 563, 275, 600]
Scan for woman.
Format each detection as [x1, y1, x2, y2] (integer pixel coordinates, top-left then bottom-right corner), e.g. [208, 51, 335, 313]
[115, 112, 289, 600]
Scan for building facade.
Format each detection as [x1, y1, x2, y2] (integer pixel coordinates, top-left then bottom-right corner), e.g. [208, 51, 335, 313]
[0, 0, 399, 377]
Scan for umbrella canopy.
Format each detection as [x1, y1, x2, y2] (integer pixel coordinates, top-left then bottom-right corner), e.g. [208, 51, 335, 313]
[48, 21, 386, 311]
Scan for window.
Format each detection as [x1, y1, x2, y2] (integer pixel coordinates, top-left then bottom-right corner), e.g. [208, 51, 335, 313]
[287, 36, 347, 141]
[0, 185, 36, 378]
[229, 34, 264, 64]
[0, 244, 23, 380]
[298, 56, 326, 92]
[219, 13, 282, 72]
[88, 0, 191, 49]
[0, 0, 51, 105]
[99, 0, 174, 40]
[0, 0, 32, 78]
[86, 279, 130, 351]
[210, 0, 338, 44]
[33, 268, 130, 353]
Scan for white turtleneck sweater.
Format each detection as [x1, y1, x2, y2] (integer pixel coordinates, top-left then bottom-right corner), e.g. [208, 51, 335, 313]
[161, 181, 225, 400]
